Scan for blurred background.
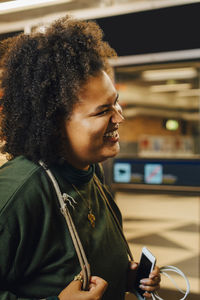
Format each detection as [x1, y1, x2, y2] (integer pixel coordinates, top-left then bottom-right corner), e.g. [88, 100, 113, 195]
[0, 1, 200, 299]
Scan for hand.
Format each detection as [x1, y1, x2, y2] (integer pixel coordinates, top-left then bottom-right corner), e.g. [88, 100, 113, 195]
[58, 275, 108, 300]
[139, 265, 161, 298]
[127, 261, 161, 298]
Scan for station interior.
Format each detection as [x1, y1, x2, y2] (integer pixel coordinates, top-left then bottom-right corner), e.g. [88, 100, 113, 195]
[0, 1, 200, 299]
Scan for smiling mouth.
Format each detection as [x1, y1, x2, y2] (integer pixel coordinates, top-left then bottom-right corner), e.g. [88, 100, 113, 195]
[104, 130, 118, 138]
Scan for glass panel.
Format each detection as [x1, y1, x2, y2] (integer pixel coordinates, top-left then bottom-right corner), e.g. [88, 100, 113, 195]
[114, 61, 200, 299]
[115, 61, 200, 159]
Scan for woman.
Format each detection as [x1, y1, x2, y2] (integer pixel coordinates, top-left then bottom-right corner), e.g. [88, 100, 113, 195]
[0, 15, 160, 300]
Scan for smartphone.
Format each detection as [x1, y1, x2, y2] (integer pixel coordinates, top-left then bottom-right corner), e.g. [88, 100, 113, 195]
[134, 247, 156, 300]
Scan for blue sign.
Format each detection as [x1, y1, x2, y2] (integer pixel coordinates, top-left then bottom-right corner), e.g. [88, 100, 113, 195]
[144, 164, 163, 184]
[114, 163, 131, 183]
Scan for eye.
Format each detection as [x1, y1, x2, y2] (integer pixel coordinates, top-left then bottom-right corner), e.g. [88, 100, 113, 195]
[114, 96, 120, 106]
[96, 108, 111, 116]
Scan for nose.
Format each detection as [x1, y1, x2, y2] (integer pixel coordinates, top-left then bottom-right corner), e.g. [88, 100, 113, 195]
[111, 103, 124, 123]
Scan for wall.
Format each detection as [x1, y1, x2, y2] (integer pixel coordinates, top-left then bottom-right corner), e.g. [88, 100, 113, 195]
[119, 115, 192, 142]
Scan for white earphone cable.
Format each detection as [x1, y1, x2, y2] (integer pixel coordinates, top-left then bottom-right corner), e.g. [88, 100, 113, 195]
[151, 265, 190, 300]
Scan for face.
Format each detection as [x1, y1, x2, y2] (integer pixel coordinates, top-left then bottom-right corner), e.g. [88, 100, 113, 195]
[63, 70, 124, 170]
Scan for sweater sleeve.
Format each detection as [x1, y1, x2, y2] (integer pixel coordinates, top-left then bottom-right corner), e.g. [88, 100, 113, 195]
[0, 223, 59, 300]
[0, 292, 58, 300]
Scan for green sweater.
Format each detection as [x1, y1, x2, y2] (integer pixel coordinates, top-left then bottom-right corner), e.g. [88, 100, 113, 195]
[0, 156, 129, 300]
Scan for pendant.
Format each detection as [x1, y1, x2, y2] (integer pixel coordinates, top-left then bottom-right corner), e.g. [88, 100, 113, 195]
[88, 211, 96, 228]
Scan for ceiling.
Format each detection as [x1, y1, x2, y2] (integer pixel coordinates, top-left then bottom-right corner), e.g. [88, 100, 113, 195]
[115, 61, 200, 120]
[1, 0, 200, 122]
[0, 0, 200, 34]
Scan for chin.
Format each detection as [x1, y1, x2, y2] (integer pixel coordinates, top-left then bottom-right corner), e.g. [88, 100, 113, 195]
[100, 144, 120, 161]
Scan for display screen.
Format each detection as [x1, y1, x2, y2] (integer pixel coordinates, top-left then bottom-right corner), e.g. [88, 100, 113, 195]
[134, 254, 153, 297]
[113, 158, 200, 189]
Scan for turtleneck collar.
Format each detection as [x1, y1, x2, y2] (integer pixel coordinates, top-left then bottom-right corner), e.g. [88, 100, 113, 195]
[51, 160, 95, 185]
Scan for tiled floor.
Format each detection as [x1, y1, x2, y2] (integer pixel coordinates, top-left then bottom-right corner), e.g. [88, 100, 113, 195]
[116, 191, 200, 299]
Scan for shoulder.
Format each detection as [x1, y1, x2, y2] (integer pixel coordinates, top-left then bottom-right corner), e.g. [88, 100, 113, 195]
[0, 156, 53, 215]
[0, 155, 40, 180]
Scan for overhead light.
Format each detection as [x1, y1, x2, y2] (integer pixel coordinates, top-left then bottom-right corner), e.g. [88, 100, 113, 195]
[165, 120, 179, 131]
[150, 83, 192, 93]
[142, 67, 197, 81]
[0, 0, 73, 14]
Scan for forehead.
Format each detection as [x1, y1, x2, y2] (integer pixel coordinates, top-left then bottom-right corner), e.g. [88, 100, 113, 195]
[77, 71, 117, 107]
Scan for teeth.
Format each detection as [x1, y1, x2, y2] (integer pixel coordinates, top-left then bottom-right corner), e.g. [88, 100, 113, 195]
[104, 130, 118, 138]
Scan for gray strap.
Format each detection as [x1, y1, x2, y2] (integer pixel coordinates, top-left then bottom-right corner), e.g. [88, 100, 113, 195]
[39, 161, 90, 290]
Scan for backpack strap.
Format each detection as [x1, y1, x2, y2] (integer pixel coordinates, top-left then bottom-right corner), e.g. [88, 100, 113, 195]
[39, 160, 91, 291]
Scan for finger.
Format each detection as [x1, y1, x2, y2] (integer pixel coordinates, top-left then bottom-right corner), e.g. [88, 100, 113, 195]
[143, 291, 153, 298]
[140, 276, 160, 286]
[140, 283, 160, 293]
[149, 274, 161, 285]
[58, 276, 83, 300]
[73, 272, 84, 286]
[150, 266, 160, 279]
[89, 276, 108, 296]
[70, 277, 83, 291]
[129, 261, 138, 270]
[152, 275, 161, 284]
[88, 282, 96, 292]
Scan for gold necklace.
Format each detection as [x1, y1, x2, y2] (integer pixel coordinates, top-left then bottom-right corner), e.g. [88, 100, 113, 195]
[71, 183, 96, 228]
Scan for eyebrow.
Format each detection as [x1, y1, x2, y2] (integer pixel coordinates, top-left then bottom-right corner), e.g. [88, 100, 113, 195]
[93, 93, 119, 113]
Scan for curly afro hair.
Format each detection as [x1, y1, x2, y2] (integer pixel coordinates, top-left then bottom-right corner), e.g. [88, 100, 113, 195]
[0, 15, 116, 166]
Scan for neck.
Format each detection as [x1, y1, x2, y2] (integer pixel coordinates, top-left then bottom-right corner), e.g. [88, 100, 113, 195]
[63, 157, 90, 171]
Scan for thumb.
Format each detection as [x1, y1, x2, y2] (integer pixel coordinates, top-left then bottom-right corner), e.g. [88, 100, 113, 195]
[129, 261, 138, 270]
[89, 276, 108, 297]
[58, 274, 83, 299]
[68, 272, 84, 291]
[70, 278, 83, 290]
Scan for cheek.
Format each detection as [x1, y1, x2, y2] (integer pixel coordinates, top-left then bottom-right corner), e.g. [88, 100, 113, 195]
[65, 117, 109, 149]
[82, 119, 108, 140]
